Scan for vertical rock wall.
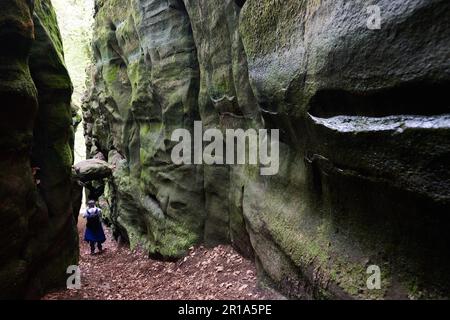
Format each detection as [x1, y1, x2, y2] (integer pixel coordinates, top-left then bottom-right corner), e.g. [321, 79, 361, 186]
[84, 0, 450, 299]
[0, 0, 78, 299]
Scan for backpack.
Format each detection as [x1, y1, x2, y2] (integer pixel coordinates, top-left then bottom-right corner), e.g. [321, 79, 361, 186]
[86, 208, 101, 230]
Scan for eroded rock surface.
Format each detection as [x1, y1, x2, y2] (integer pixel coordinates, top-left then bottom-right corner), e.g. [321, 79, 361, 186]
[0, 0, 78, 298]
[73, 159, 113, 182]
[83, 0, 450, 299]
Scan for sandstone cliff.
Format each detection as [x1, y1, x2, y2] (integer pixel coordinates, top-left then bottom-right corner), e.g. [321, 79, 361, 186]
[82, 0, 450, 299]
[0, 0, 78, 298]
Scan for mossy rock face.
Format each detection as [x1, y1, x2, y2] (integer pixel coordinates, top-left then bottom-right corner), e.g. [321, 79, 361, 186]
[239, 0, 450, 299]
[83, 0, 205, 259]
[0, 0, 78, 299]
[83, 0, 450, 299]
[84, 0, 258, 260]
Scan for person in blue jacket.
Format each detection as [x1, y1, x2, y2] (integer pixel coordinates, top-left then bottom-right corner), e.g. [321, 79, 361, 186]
[83, 200, 106, 255]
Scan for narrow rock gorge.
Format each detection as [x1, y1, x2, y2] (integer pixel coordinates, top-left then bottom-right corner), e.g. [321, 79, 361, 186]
[82, 0, 450, 299]
[1, 0, 449, 299]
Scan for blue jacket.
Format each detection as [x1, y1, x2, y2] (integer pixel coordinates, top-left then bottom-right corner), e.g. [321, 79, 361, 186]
[83, 207, 106, 243]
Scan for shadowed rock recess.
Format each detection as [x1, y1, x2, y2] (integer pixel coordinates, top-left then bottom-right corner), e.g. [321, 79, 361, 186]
[0, 0, 78, 298]
[1, 0, 450, 300]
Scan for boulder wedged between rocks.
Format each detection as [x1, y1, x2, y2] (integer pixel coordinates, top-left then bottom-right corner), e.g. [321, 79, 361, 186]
[73, 159, 114, 182]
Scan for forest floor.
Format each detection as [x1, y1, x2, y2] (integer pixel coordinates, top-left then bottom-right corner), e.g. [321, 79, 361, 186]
[42, 217, 281, 300]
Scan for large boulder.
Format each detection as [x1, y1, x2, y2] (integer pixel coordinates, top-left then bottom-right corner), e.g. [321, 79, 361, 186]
[73, 159, 113, 182]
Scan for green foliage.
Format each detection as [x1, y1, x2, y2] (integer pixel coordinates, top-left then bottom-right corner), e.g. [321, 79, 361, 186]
[52, 0, 94, 162]
[52, 0, 95, 105]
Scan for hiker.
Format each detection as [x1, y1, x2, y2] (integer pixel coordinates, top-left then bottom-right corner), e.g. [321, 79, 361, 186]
[83, 200, 106, 255]
[31, 167, 41, 185]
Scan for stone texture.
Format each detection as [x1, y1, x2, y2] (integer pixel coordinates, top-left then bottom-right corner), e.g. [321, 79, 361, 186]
[83, 0, 450, 299]
[0, 0, 78, 299]
[239, 0, 450, 299]
[83, 0, 205, 258]
[73, 159, 113, 182]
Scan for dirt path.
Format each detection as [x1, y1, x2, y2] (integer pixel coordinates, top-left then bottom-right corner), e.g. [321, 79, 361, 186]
[43, 218, 279, 300]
